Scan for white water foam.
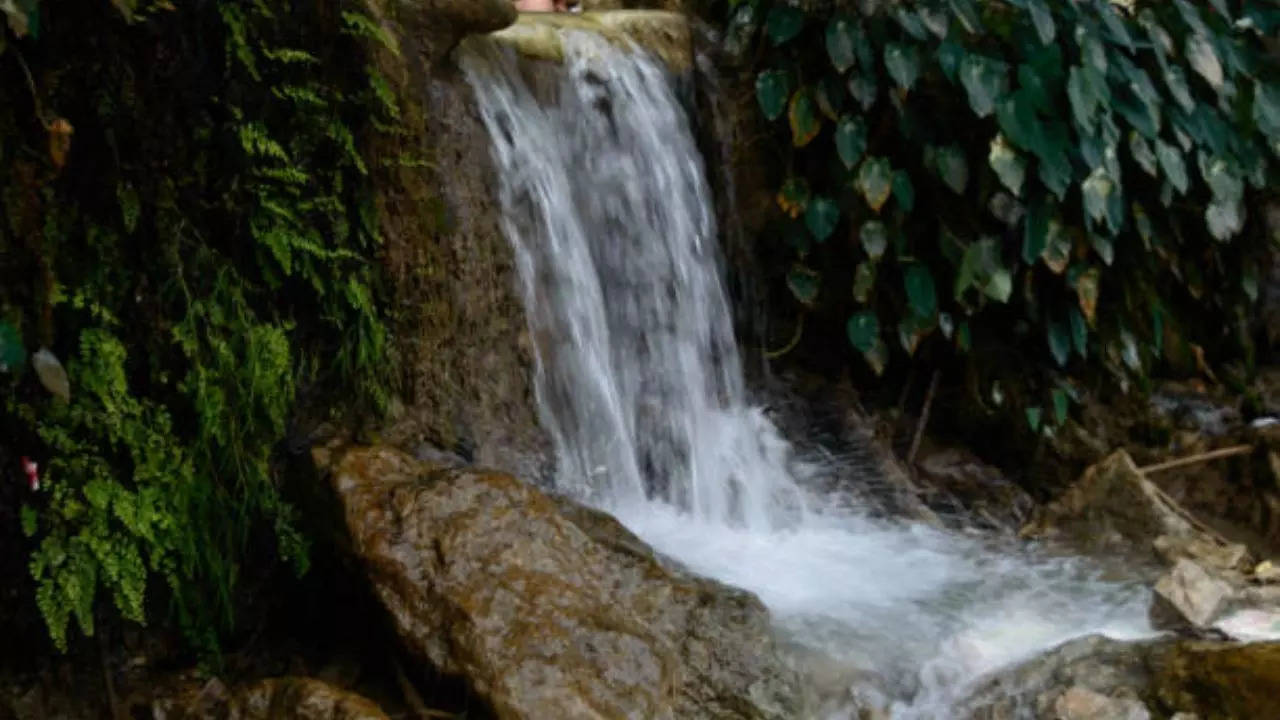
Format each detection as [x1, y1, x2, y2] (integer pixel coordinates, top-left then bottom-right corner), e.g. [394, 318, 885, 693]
[460, 29, 1153, 717]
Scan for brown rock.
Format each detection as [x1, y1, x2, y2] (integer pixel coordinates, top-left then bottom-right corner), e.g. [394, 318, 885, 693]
[329, 445, 803, 720]
[1151, 641, 1280, 720]
[1023, 451, 1226, 565]
[1151, 559, 1235, 631]
[159, 677, 388, 720]
[1052, 686, 1150, 720]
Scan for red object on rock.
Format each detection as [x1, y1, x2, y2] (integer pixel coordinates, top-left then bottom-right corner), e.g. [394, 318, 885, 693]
[20, 456, 39, 491]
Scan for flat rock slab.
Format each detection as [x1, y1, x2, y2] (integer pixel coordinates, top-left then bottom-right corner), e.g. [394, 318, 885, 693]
[327, 445, 803, 720]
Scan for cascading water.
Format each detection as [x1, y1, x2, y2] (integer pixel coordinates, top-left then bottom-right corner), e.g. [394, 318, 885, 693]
[460, 25, 1154, 718]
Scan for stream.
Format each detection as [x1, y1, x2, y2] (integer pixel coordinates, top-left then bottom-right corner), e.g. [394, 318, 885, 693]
[459, 28, 1155, 718]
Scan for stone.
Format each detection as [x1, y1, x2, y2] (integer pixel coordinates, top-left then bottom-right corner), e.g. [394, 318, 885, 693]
[328, 445, 804, 720]
[1022, 451, 1222, 565]
[1052, 686, 1150, 720]
[1151, 641, 1280, 719]
[486, 11, 694, 73]
[1151, 558, 1235, 630]
[914, 445, 1034, 532]
[1152, 534, 1251, 573]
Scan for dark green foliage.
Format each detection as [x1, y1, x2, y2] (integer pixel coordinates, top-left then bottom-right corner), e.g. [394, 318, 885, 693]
[734, 0, 1280, 424]
[1, 0, 398, 654]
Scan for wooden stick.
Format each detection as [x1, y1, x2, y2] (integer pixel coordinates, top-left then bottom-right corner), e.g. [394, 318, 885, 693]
[1138, 444, 1253, 475]
[906, 370, 940, 469]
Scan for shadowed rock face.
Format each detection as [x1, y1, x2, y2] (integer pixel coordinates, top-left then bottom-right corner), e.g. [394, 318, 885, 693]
[326, 445, 805, 720]
[157, 677, 389, 720]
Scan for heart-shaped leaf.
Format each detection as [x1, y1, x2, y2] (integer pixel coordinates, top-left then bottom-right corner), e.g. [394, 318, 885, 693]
[984, 268, 1013, 303]
[884, 43, 920, 92]
[904, 264, 937, 320]
[1026, 0, 1055, 44]
[1068, 308, 1088, 358]
[960, 54, 1009, 118]
[804, 195, 840, 242]
[787, 264, 821, 305]
[755, 69, 792, 121]
[847, 73, 878, 110]
[766, 5, 805, 46]
[835, 116, 868, 169]
[892, 170, 915, 213]
[1026, 406, 1043, 432]
[1129, 132, 1158, 177]
[825, 16, 857, 72]
[1254, 82, 1280, 140]
[934, 145, 968, 194]
[1155, 139, 1188, 194]
[860, 220, 889, 262]
[1185, 33, 1223, 91]
[989, 135, 1026, 196]
[857, 157, 894, 212]
[1052, 387, 1070, 424]
[1047, 318, 1070, 367]
[1081, 168, 1113, 226]
[789, 88, 822, 147]
[1206, 199, 1245, 240]
[846, 311, 880, 353]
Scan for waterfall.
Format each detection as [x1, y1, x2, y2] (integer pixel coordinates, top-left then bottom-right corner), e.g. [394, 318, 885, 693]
[459, 31, 807, 530]
[459, 25, 1153, 718]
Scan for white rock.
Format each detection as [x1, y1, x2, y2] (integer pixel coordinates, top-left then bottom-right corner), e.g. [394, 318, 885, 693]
[1153, 558, 1234, 629]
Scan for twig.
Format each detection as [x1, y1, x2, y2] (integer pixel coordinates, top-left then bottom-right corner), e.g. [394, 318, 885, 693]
[906, 370, 939, 469]
[763, 312, 804, 359]
[1138, 444, 1252, 475]
[392, 659, 456, 719]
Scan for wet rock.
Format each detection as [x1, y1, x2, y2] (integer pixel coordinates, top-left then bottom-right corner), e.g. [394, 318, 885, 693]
[1151, 559, 1235, 631]
[1151, 641, 1280, 720]
[328, 445, 804, 720]
[1052, 686, 1150, 720]
[485, 12, 693, 73]
[1152, 534, 1251, 573]
[914, 445, 1034, 532]
[1022, 450, 1215, 563]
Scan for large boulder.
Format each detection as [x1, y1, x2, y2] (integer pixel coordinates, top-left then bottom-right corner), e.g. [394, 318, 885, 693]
[1021, 450, 1246, 568]
[326, 445, 804, 720]
[958, 634, 1280, 720]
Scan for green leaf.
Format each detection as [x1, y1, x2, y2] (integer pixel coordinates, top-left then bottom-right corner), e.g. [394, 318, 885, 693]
[1243, 263, 1259, 303]
[846, 311, 880, 353]
[1090, 233, 1114, 266]
[1129, 132, 1158, 177]
[1155, 139, 1188, 194]
[892, 170, 915, 213]
[1067, 66, 1106, 132]
[1047, 318, 1070, 366]
[1185, 33, 1224, 91]
[1026, 406, 1043, 432]
[787, 264, 821, 305]
[984, 268, 1013, 303]
[1052, 388, 1070, 425]
[756, 70, 792, 121]
[789, 89, 822, 147]
[766, 5, 805, 46]
[996, 91, 1042, 152]
[1068, 307, 1088, 358]
[1023, 196, 1048, 264]
[1081, 168, 1113, 227]
[835, 116, 868, 169]
[804, 196, 840, 242]
[20, 505, 37, 537]
[1164, 66, 1195, 112]
[1026, 0, 1055, 44]
[1206, 199, 1245, 241]
[960, 54, 1009, 118]
[936, 41, 964, 82]
[988, 135, 1026, 196]
[857, 157, 894, 212]
[825, 16, 857, 72]
[934, 145, 968, 194]
[948, 0, 983, 33]
[776, 177, 811, 218]
[0, 320, 25, 373]
[860, 220, 889, 260]
[904, 264, 937, 320]
[1042, 221, 1071, 274]
[956, 321, 971, 352]
[852, 262, 875, 303]
[1255, 82, 1280, 140]
[1201, 155, 1243, 205]
[815, 75, 846, 120]
[894, 7, 929, 40]
[884, 43, 921, 92]
[847, 73, 877, 110]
